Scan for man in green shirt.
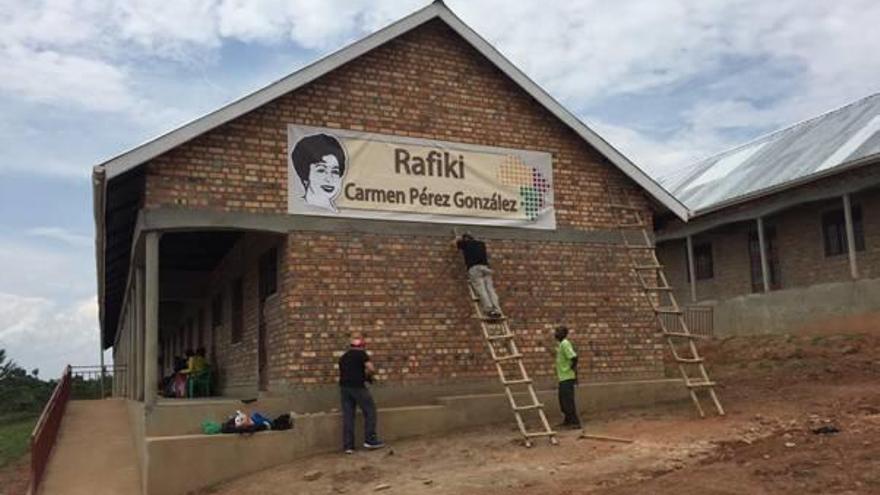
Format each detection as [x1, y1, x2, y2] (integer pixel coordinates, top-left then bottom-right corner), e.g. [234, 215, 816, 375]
[554, 326, 581, 429]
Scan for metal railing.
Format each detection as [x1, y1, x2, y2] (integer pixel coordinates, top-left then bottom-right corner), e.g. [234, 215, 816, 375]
[70, 365, 125, 400]
[659, 305, 714, 337]
[29, 365, 72, 494]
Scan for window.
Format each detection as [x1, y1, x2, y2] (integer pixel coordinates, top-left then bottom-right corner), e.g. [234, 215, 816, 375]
[231, 278, 244, 344]
[259, 248, 278, 299]
[686, 242, 714, 281]
[822, 205, 865, 257]
[211, 293, 223, 328]
[748, 226, 782, 292]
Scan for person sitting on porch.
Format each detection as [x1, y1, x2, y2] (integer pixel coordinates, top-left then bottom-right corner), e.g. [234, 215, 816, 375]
[170, 350, 194, 398]
[182, 347, 212, 398]
[182, 347, 208, 375]
[161, 354, 188, 397]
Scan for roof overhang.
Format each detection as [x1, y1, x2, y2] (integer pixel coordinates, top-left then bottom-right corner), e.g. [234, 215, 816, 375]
[688, 152, 880, 218]
[93, 1, 687, 219]
[657, 154, 880, 242]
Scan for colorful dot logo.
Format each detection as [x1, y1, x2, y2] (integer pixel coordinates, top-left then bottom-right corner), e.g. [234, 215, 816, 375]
[499, 155, 551, 220]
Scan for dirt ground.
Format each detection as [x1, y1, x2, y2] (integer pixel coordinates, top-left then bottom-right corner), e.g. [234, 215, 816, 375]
[204, 329, 880, 495]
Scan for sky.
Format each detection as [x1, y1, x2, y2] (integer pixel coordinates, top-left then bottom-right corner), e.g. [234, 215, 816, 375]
[1, 0, 879, 377]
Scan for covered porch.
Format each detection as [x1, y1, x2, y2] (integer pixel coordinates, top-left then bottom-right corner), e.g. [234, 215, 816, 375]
[105, 227, 285, 405]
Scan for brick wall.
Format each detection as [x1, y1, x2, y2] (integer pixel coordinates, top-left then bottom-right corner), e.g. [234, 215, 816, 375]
[143, 19, 647, 228]
[144, 19, 665, 392]
[272, 232, 663, 389]
[657, 188, 880, 304]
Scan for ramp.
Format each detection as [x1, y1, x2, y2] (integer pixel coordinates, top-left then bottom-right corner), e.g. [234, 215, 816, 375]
[38, 400, 140, 495]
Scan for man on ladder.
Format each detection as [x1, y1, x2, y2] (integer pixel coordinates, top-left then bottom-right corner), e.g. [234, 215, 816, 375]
[453, 232, 503, 319]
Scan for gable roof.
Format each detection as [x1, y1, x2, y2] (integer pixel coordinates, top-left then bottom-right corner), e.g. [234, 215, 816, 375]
[94, 0, 688, 220]
[659, 92, 880, 216]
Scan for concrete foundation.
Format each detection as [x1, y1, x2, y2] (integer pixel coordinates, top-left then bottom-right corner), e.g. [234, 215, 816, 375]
[138, 378, 687, 494]
[712, 277, 880, 336]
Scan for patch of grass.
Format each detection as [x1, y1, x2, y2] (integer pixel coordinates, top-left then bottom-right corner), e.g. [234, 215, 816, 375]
[0, 415, 36, 468]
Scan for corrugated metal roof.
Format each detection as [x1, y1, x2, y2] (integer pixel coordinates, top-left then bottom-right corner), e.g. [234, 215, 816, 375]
[659, 92, 880, 215]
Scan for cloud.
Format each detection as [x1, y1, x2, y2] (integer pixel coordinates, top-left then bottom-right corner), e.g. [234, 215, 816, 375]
[451, 0, 880, 174]
[26, 227, 93, 248]
[0, 230, 98, 375]
[0, 236, 94, 300]
[0, 45, 136, 112]
[0, 293, 100, 376]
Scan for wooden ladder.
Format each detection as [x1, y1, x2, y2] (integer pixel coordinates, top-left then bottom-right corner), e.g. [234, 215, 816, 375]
[606, 185, 725, 418]
[467, 283, 558, 447]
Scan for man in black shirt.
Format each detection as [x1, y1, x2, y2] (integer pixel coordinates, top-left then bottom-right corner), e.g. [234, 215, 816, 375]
[338, 337, 384, 454]
[454, 232, 502, 319]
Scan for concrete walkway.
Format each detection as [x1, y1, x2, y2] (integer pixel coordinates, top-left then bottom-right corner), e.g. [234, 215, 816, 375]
[39, 399, 141, 495]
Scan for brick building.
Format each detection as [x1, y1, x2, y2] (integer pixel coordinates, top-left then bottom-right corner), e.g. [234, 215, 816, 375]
[94, 2, 691, 407]
[656, 93, 880, 336]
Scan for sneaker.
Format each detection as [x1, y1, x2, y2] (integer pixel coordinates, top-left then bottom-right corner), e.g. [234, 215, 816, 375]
[487, 310, 503, 320]
[344, 449, 354, 455]
[363, 441, 386, 450]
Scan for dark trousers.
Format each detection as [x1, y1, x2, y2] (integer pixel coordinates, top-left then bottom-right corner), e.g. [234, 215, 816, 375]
[558, 379, 581, 426]
[340, 386, 378, 449]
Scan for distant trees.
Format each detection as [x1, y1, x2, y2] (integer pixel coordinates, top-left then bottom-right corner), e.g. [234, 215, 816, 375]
[0, 349, 54, 417]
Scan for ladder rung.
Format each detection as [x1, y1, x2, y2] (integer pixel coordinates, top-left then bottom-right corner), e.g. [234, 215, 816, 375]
[654, 307, 682, 314]
[524, 430, 556, 438]
[494, 353, 523, 362]
[618, 222, 648, 228]
[487, 333, 515, 341]
[512, 403, 543, 411]
[675, 357, 704, 364]
[625, 244, 654, 250]
[634, 264, 663, 270]
[609, 203, 642, 211]
[473, 315, 507, 322]
[502, 378, 532, 385]
[663, 332, 701, 339]
[643, 285, 673, 291]
[685, 380, 717, 388]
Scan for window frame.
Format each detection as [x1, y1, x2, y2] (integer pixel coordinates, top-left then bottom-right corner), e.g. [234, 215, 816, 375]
[748, 225, 782, 293]
[686, 241, 714, 281]
[822, 204, 865, 257]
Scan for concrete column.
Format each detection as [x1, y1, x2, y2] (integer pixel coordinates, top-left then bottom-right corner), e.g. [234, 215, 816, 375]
[144, 232, 160, 406]
[757, 217, 770, 293]
[113, 347, 119, 397]
[136, 267, 145, 402]
[123, 308, 128, 398]
[127, 316, 132, 398]
[126, 313, 130, 398]
[843, 194, 859, 280]
[129, 294, 136, 399]
[686, 235, 697, 303]
[99, 335, 106, 399]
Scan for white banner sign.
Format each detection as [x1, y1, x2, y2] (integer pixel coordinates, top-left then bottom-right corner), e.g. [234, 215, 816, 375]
[287, 125, 555, 229]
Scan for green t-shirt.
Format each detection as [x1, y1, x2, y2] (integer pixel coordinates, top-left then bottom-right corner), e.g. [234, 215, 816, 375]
[555, 339, 577, 382]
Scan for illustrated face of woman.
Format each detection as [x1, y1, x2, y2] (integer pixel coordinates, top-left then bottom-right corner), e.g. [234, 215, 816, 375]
[307, 154, 342, 200]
